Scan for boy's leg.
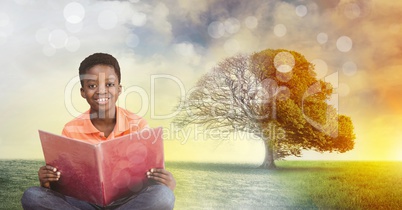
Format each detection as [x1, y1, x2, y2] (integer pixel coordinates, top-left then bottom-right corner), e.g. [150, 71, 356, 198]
[114, 184, 175, 210]
[21, 186, 97, 210]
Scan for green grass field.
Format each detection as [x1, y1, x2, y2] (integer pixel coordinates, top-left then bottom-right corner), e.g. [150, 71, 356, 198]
[1, 160, 401, 209]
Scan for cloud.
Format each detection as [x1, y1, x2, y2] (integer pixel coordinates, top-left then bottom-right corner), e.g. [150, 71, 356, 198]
[173, 42, 202, 65]
[148, 2, 172, 38]
[175, 0, 210, 24]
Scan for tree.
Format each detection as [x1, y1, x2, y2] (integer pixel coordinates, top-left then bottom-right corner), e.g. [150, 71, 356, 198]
[174, 49, 355, 169]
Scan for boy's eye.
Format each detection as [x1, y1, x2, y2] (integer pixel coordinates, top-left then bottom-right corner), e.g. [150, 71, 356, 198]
[88, 84, 97, 89]
[106, 83, 115, 87]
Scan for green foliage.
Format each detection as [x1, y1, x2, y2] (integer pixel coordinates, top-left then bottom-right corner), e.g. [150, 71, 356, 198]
[251, 49, 352, 158]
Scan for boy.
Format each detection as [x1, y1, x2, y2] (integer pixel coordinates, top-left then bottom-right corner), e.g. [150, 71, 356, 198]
[21, 53, 176, 209]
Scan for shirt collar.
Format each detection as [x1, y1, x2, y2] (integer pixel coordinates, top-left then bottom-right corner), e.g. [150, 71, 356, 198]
[115, 107, 130, 135]
[78, 107, 130, 135]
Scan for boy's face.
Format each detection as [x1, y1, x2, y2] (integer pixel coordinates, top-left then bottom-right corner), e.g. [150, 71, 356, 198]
[80, 64, 122, 116]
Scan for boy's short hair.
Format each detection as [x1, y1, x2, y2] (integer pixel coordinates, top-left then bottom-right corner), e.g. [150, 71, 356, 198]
[79, 53, 121, 86]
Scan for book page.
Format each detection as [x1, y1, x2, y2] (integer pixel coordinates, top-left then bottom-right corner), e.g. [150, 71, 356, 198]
[100, 127, 164, 205]
[39, 131, 104, 205]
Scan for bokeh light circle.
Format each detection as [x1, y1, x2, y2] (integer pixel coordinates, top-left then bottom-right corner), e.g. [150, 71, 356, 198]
[311, 59, 328, 79]
[98, 10, 118, 30]
[344, 3, 361, 19]
[131, 12, 147, 27]
[317, 33, 328, 44]
[64, 2, 85, 24]
[208, 21, 225, 39]
[276, 71, 292, 82]
[112, 165, 132, 189]
[295, 5, 308, 17]
[274, 52, 295, 73]
[274, 24, 287, 37]
[336, 36, 353, 52]
[245, 16, 258, 29]
[126, 34, 140, 48]
[224, 18, 240, 34]
[126, 143, 147, 164]
[342, 61, 357, 76]
[48, 29, 68, 49]
[277, 86, 291, 101]
[65, 36, 80, 52]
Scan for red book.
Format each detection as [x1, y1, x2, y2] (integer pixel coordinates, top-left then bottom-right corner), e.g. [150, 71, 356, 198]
[38, 127, 164, 206]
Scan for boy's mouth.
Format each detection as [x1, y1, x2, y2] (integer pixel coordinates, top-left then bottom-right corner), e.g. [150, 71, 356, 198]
[96, 97, 110, 105]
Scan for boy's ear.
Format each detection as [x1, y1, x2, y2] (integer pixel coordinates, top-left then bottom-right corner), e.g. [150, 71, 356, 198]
[80, 88, 86, 98]
[118, 85, 122, 95]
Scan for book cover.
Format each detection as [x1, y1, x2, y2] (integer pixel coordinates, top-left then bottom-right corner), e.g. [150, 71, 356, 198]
[38, 127, 164, 206]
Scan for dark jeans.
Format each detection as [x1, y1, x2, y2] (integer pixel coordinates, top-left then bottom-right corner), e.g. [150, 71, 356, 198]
[21, 185, 175, 210]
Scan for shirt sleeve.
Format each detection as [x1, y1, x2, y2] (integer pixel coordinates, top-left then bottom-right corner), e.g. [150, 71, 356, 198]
[61, 126, 72, 138]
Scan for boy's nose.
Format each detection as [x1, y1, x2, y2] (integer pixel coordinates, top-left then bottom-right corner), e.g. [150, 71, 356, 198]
[97, 84, 107, 94]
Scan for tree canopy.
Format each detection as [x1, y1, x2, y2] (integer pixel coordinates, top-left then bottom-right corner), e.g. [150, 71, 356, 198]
[174, 49, 355, 169]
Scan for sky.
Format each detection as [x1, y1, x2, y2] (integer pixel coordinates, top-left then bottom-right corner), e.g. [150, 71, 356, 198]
[0, 0, 401, 163]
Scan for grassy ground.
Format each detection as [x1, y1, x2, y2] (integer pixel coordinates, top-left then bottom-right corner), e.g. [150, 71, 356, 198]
[1, 160, 401, 210]
[274, 161, 402, 209]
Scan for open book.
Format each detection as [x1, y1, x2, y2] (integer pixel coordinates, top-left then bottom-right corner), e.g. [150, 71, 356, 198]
[38, 127, 164, 206]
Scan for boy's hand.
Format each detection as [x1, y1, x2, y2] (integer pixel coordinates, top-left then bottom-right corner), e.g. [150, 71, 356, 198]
[147, 168, 176, 191]
[38, 165, 61, 188]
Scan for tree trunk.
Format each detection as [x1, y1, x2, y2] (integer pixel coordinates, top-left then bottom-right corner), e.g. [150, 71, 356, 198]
[259, 139, 276, 169]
